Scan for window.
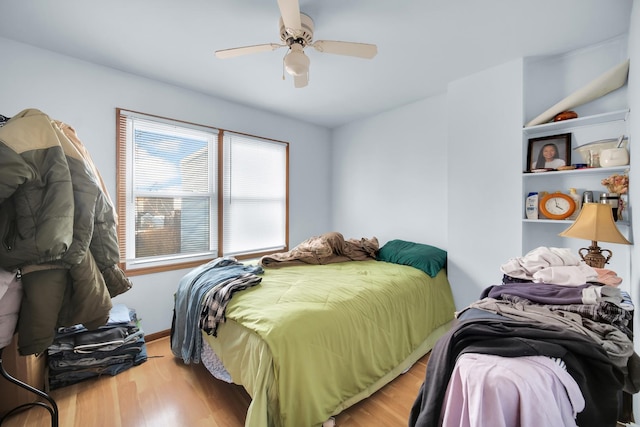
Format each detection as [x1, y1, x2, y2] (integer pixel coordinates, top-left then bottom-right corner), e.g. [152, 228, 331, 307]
[223, 133, 288, 256]
[116, 109, 288, 275]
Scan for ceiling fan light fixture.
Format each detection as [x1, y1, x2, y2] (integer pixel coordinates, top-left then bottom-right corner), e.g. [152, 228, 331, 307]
[215, 2, 376, 88]
[283, 46, 309, 76]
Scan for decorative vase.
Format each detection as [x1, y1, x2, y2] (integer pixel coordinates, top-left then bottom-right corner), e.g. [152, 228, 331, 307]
[600, 193, 620, 222]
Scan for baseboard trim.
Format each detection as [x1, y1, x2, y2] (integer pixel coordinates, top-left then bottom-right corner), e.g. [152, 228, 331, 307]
[145, 329, 170, 342]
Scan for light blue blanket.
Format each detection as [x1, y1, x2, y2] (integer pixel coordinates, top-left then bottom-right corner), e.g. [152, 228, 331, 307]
[170, 257, 263, 363]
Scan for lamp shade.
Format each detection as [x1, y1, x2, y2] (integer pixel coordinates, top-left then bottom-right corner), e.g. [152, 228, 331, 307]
[284, 45, 309, 76]
[559, 202, 631, 244]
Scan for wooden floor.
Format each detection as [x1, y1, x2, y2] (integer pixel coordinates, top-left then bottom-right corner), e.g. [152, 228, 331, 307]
[1, 336, 429, 427]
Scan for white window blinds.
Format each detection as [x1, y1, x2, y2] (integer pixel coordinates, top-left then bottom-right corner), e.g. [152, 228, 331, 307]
[121, 111, 217, 268]
[223, 133, 287, 256]
[116, 108, 289, 274]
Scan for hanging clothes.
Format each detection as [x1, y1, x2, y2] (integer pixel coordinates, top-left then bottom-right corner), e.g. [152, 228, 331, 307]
[0, 108, 132, 355]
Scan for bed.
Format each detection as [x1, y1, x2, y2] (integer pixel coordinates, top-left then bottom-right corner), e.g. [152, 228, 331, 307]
[171, 234, 456, 427]
[408, 246, 640, 427]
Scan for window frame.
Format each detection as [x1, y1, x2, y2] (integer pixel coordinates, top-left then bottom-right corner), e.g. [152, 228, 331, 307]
[116, 108, 289, 276]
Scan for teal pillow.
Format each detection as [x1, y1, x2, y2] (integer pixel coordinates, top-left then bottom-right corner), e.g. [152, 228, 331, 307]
[376, 239, 447, 277]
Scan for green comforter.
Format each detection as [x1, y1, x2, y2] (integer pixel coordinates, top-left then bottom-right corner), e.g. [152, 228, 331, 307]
[203, 260, 455, 427]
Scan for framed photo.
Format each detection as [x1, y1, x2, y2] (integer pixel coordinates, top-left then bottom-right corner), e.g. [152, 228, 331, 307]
[526, 133, 571, 172]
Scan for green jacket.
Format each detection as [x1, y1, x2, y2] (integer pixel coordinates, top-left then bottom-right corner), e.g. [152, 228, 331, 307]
[0, 108, 132, 355]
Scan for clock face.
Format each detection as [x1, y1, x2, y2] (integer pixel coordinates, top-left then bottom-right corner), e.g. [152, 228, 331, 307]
[544, 197, 571, 215]
[539, 193, 576, 220]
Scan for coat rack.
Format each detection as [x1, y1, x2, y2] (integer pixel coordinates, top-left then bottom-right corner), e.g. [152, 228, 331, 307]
[0, 347, 58, 427]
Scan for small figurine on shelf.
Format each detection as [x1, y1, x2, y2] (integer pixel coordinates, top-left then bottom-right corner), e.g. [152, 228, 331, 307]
[553, 111, 578, 122]
[601, 172, 629, 221]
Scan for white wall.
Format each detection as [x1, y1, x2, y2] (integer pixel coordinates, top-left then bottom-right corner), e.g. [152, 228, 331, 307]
[330, 60, 525, 314]
[331, 38, 635, 316]
[443, 36, 631, 311]
[331, 94, 449, 249]
[446, 59, 525, 309]
[0, 37, 333, 335]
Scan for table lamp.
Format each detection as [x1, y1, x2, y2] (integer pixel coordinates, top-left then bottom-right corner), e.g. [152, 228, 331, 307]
[559, 202, 631, 268]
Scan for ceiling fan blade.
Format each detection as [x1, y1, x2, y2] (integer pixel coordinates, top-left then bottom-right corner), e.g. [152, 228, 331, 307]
[277, 0, 302, 37]
[293, 73, 308, 88]
[311, 40, 377, 59]
[215, 43, 285, 59]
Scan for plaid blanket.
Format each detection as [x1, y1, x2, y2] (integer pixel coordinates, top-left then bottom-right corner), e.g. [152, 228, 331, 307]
[200, 273, 262, 336]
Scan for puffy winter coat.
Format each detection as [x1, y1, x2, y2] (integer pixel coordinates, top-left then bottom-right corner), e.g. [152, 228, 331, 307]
[0, 108, 132, 355]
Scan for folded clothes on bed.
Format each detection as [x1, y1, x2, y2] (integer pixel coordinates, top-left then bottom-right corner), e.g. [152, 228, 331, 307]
[500, 247, 598, 286]
[483, 282, 591, 304]
[593, 268, 624, 286]
[465, 298, 635, 372]
[483, 282, 623, 306]
[531, 264, 598, 285]
[500, 247, 582, 277]
[582, 285, 623, 305]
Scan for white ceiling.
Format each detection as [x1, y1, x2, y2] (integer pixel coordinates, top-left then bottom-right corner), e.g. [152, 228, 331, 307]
[0, 0, 633, 128]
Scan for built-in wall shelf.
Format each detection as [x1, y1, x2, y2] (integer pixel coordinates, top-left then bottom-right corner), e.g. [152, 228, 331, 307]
[522, 218, 630, 226]
[521, 107, 632, 275]
[522, 109, 629, 137]
[523, 165, 629, 178]
[522, 219, 572, 224]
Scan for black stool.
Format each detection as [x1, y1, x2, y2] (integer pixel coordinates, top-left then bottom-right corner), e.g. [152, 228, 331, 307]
[0, 347, 58, 427]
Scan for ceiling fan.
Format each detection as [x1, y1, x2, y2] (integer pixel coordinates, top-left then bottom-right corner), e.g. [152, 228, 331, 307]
[214, 0, 378, 88]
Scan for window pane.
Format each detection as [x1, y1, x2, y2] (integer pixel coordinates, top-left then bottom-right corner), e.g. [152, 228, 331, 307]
[223, 134, 287, 255]
[225, 200, 285, 253]
[120, 111, 218, 268]
[134, 196, 211, 259]
[117, 108, 288, 273]
[133, 121, 211, 193]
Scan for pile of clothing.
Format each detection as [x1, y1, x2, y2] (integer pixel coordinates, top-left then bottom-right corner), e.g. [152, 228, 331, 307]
[47, 304, 147, 390]
[409, 246, 639, 427]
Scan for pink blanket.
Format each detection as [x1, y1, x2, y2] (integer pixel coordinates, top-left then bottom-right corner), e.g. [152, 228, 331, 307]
[441, 353, 584, 427]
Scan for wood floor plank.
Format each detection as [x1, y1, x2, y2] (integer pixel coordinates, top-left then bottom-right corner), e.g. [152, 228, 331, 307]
[1, 336, 428, 426]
